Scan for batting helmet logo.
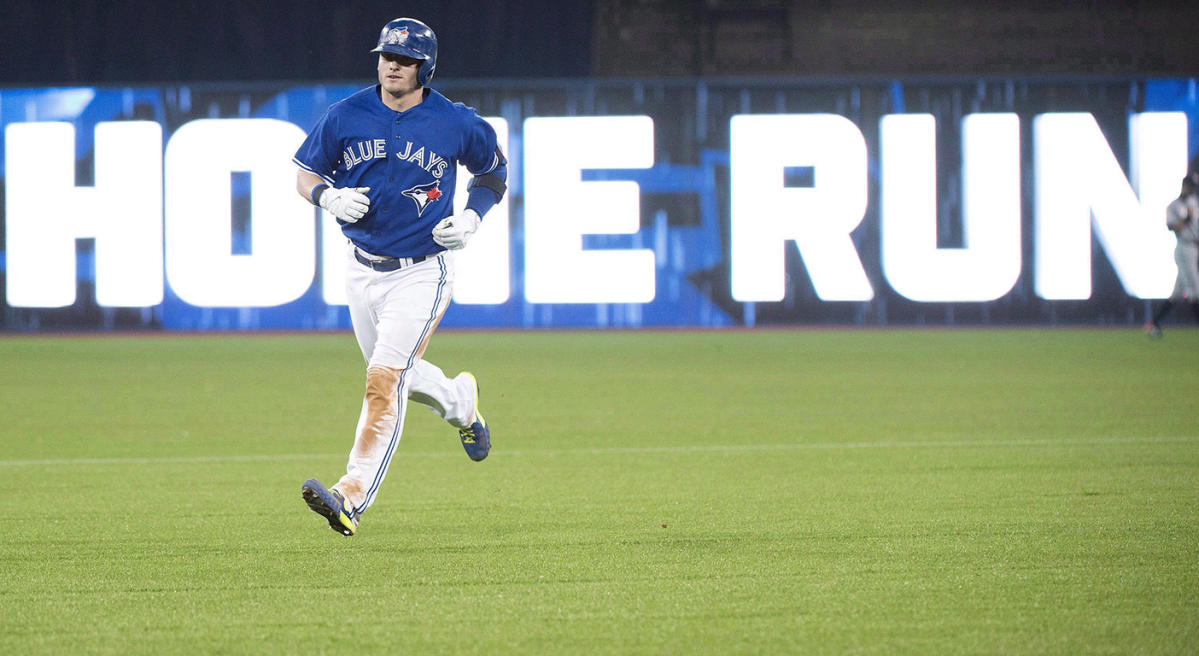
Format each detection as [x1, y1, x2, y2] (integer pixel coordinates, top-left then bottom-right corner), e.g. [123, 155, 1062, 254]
[384, 27, 409, 45]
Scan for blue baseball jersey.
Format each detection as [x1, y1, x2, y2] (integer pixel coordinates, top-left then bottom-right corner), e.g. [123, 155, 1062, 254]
[294, 86, 502, 257]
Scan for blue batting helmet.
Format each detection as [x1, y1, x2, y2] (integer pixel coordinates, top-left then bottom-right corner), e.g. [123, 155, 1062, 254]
[371, 18, 438, 86]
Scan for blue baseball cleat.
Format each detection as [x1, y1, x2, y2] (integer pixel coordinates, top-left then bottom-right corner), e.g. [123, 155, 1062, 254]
[459, 372, 491, 461]
[301, 478, 357, 536]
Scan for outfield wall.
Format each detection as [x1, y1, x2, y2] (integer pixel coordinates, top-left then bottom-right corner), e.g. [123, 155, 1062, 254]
[2, 76, 1198, 330]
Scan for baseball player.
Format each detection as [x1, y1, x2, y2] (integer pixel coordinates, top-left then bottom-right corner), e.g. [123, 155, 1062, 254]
[293, 17, 507, 536]
[1146, 172, 1199, 337]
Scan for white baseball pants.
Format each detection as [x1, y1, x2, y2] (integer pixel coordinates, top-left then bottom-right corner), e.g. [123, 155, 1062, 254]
[333, 245, 477, 517]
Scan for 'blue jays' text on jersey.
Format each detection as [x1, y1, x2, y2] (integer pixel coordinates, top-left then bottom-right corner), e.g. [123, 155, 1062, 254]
[293, 86, 502, 258]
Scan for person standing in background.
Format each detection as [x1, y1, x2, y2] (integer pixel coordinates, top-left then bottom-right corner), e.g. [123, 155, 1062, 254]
[1146, 172, 1199, 338]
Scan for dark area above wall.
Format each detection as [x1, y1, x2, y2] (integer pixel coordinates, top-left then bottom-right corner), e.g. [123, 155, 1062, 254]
[592, 0, 1199, 78]
[0, 0, 595, 85]
[5, 1, 1198, 86]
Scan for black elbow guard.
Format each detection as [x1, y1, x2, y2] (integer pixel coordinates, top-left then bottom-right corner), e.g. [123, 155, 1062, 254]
[468, 171, 507, 200]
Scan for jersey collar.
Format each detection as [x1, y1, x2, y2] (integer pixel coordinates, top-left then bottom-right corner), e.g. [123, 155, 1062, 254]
[374, 85, 432, 116]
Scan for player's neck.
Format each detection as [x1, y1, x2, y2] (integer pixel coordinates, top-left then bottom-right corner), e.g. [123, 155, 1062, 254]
[380, 86, 424, 113]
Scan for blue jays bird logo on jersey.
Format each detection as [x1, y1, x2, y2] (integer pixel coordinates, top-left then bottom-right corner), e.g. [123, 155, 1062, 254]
[402, 180, 443, 216]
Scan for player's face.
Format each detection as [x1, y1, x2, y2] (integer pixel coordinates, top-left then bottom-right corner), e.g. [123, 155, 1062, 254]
[378, 52, 422, 96]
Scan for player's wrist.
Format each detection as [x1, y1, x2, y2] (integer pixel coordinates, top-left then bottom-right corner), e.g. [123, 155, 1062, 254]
[310, 184, 330, 206]
[464, 188, 496, 220]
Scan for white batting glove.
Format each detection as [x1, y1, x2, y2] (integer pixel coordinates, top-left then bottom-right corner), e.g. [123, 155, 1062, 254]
[432, 209, 481, 250]
[319, 186, 371, 222]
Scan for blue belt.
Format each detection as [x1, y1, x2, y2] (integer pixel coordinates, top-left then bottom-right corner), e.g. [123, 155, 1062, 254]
[354, 249, 427, 272]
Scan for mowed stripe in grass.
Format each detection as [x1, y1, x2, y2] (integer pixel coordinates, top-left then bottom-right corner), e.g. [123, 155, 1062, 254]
[0, 433, 1196, 467]
[1, 329, 1197, 654]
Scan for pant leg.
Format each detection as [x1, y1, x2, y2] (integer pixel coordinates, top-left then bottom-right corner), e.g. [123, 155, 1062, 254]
[334, 253, 453, 516]
[348, 245, 472, 425]
[1173, 243, 1199, 301]
[337, 367, 411, 518]
[408, 359, 477, 428]
[346, 243, 379, 365]
[1153, 300, 1175, 326]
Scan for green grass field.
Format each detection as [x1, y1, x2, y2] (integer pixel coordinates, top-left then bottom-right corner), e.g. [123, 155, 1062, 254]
[2, 328, 1197, 654]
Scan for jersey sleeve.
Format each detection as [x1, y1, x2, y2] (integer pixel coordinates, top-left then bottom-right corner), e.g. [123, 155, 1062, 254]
[292, 109, 341, 185]
[459, 110, 502, 176]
